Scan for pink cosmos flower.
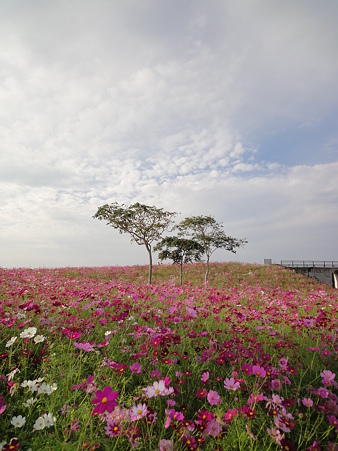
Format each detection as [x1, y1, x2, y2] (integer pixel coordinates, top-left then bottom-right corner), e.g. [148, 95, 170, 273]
[248, 393, 263, 404]
[130, 403, 147, 422]
[321, 349, 332, 358]
[0, 394, 6, 415]
[241, 363, 253, 375]
[196, 387, 208, 398]
[302, 398, 313, 407]
[271, 379, 282, 390]
[105, 421, 121, 437]
[206, 418, 222, 437]
[207, 390, 222, 405]
[92, 386, 119, 415]
[144, 380, 166, 398]
[252, 365, 266, 378]
[224, 377, 240, 391]
[150, 369, 161, 378]
[74, 342, 94, 352]
[327, 415, 338, 431]
[321, 370, 336, 387]
[222, 408, 238, 423]
[129, 362, 142, 374]
[279, 357, 288, 369]
[201, 371, 209, 383]
[159, 439, 174, 451]
[318, 387, 329, 399]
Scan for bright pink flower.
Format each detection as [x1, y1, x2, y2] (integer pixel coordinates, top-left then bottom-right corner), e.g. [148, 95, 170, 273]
[252, 365, 266, 378]
[321, 349, 332, 358]
[0, 394, 6, 415]
[222, 408, 238, 423]
[207, 390, 222, 405]
[92, 386, 119, 415]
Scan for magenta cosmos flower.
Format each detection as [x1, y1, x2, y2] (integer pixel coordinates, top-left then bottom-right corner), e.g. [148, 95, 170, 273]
[92, 386, 118, 415]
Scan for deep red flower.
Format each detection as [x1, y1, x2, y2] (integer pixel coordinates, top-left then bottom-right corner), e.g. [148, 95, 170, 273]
[281, 438, 297, 451]
[3, 438, 21, 451]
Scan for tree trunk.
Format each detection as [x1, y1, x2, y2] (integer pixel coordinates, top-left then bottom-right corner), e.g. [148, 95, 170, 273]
[205, 255, 210, 283]
[147, 245, 153, 284]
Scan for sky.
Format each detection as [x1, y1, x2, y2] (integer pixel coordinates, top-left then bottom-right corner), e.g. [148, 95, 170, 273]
[1, 0, 338, 269]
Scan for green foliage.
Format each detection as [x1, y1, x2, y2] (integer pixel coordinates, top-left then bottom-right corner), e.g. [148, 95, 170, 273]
[177, 215, 247, 281]
[93, 202, 177, 283]
[154, 236, 204, 284]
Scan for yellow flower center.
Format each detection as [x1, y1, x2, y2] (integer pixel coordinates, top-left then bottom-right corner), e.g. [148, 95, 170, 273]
[102, 397, 107, 403]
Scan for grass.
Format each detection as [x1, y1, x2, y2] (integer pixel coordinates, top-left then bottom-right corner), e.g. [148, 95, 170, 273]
[0, 262, 337, 451]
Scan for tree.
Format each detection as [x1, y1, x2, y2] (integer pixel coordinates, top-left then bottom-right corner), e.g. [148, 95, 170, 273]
[154, 236, 204, 285]
[93, 202, 177, 284]
[177, 215, 247, 282]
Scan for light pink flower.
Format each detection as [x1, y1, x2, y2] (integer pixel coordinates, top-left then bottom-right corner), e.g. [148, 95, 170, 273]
[130, 403, 147, 422]
[224, 377, 240, 391]
[207, 390, 222, 405]
[302, 397, 313, 407]
[206, 418, 222, 437]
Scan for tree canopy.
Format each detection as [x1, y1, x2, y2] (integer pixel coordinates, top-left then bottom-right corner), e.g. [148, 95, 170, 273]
[93, 202, 177, 284]
[177, 215, 247, 282]
[154, 236, 204, 285]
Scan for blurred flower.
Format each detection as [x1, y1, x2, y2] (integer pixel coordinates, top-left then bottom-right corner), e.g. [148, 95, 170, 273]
[130, 403, 147, 422]
[5, 336, 17, 347]
[224, 377, 240, 391]
[19, 327, 37, 339]
[302, 398, 313, 408]
[11, 415, 26, 428]
[207, 390, 222, 405]
[206, 418, 222, 437]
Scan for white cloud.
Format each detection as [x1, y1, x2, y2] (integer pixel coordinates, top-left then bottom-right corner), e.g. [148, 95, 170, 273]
[0, 0, 337, 268]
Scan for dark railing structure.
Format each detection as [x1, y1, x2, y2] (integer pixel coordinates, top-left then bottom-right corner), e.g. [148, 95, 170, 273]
[280, 260, 338, 268]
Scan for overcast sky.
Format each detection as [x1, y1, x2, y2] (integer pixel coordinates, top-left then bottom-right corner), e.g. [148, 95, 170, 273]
[1, 0, 338, 269]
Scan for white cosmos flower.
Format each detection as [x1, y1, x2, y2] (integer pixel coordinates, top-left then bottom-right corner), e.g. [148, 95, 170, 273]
[33, 335, 45, 344]
[11, 415, 26, 428]
[6, 336, 17, 347]
[33, 416, 46, 430]
[20, 327, 37, 339]
[43, 413, 56, 427]
[23, 397, 37, 407]
[7, 368, 20, 381]
[26, 380, 38, 393]
[38, 383, 53, 395]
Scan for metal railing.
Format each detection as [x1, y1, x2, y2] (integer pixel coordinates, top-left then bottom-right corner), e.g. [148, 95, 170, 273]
[280, 260, 338, 268]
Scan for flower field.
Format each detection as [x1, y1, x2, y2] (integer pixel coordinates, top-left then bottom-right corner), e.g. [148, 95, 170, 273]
[0, 262, 337, 450]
